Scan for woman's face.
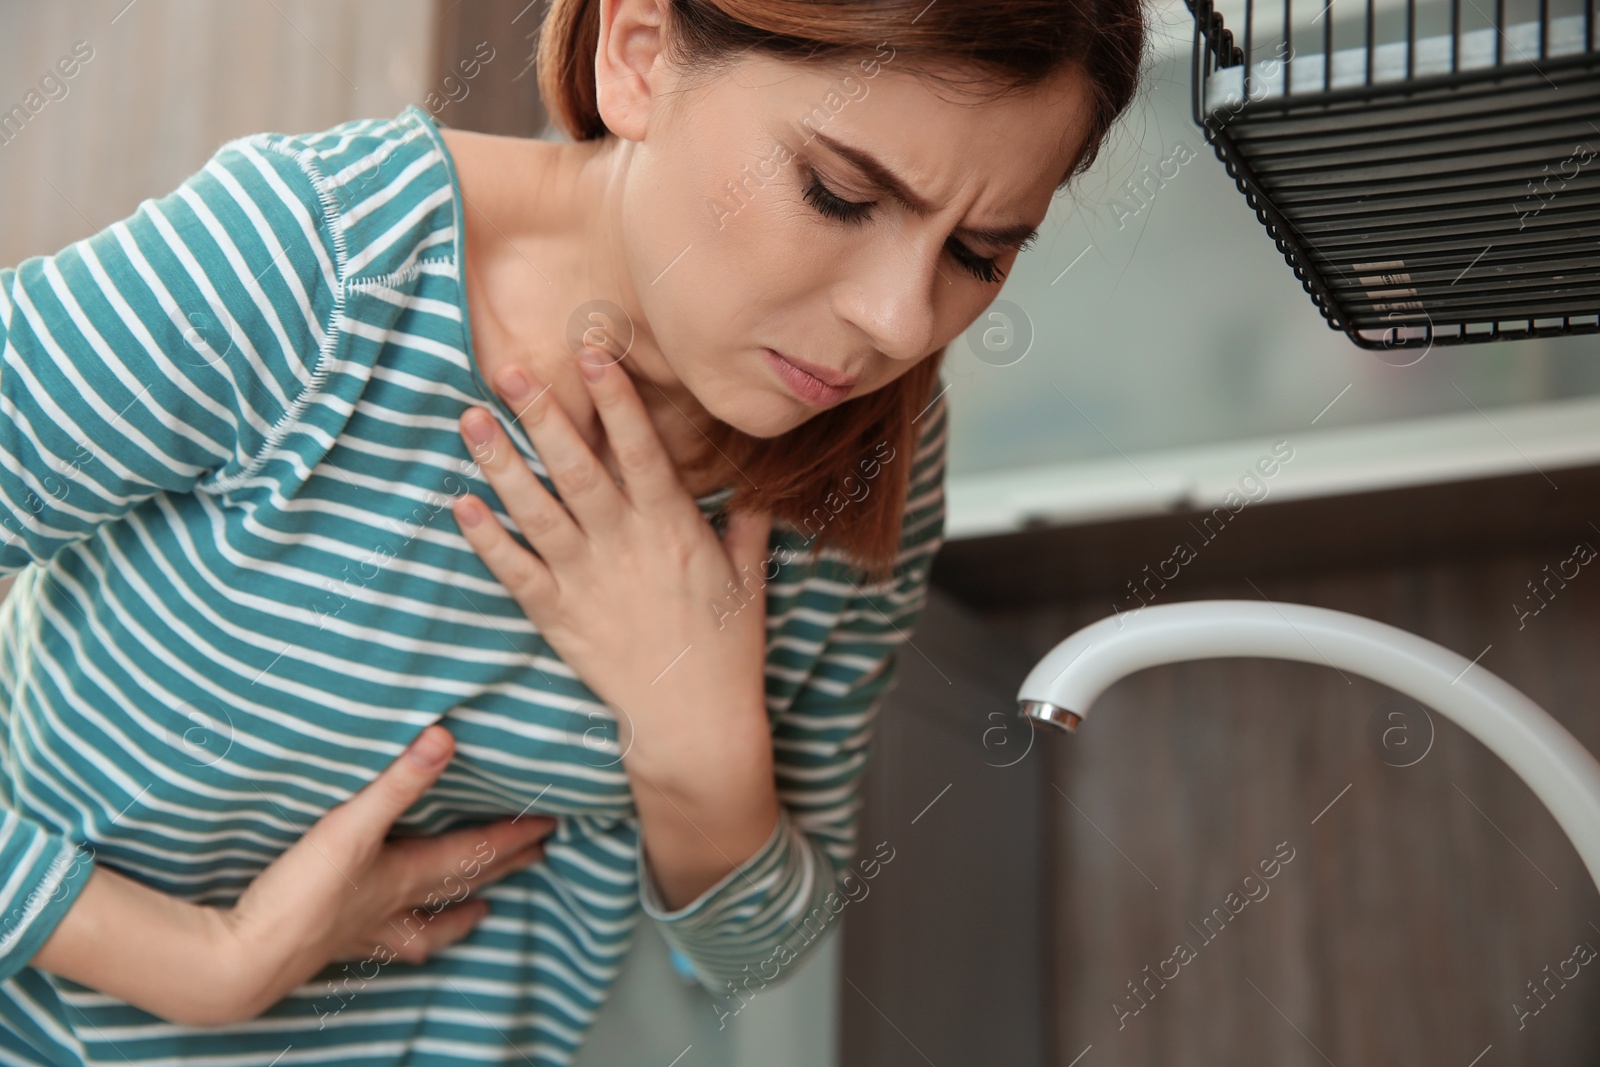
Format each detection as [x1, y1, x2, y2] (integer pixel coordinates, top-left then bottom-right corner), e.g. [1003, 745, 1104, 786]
[604, 45, 1093, 439]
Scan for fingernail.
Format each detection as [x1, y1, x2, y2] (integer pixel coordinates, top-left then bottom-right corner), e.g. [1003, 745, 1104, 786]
[464, 408, 495, 448]
[496, 366, 532, 401]
[578, 357, 605, 383]
[456, 497, 484, 529]
[407, 726, 451, 767]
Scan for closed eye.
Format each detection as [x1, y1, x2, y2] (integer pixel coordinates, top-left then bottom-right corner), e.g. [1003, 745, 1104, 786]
[799, 164, 1008, 284]
[945, 239, 1006, 285]
[801, 168, 872, 224]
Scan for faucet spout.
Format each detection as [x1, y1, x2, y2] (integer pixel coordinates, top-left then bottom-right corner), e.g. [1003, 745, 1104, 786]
[1018, 700, 1081, 732]
[1016, 599, 1600, 892]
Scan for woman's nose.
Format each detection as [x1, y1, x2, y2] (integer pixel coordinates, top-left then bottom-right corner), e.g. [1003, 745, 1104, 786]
[836, 235, 942, 363]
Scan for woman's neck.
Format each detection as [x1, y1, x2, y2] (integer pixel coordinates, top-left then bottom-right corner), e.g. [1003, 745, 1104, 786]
[444, 127, 734, 498]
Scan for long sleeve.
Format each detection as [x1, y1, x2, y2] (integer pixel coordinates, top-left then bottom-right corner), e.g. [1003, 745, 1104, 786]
[0, 132, 339, 982]
[0, 811, 95, 979]
[0, 132, 340, 575]
[638, 383, 949, 1005]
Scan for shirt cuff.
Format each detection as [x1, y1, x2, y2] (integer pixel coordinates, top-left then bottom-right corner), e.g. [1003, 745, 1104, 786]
[0, 813, 97, 984]
[637, 803, 793, 926]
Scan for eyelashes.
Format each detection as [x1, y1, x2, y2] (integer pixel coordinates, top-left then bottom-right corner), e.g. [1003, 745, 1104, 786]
[798, 165, 1007, 284]
[800, 168, 873, 224]
[947, 238, 1007, 285]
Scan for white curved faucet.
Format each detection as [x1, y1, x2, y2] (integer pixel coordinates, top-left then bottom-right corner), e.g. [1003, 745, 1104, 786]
[1016, 600, 1600, 892]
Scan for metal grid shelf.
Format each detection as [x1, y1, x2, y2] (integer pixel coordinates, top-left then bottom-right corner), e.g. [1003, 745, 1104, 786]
[1187, 0, 1600, 348]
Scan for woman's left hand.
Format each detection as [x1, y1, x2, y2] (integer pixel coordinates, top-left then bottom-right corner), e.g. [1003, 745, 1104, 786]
[449, 353, 775, 791]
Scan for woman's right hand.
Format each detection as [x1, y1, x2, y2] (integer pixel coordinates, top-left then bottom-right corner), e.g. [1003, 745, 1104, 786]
[31, 724, 557, 1028]
[216, 723, 558, 1023]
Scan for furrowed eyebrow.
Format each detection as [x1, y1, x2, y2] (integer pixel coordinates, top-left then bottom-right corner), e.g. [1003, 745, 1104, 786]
[810, 131, 1040, 252]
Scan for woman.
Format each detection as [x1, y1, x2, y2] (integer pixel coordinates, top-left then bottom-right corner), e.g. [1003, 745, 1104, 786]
[0, 0, 1143, 1062]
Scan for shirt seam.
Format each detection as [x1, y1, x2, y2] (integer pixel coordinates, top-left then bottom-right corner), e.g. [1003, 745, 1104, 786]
[344, 259, 455, 292]
[201, 134, 349, 498]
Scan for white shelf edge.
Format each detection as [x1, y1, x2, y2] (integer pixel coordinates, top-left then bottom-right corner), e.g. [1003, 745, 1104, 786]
[945, 393, 1600, 541]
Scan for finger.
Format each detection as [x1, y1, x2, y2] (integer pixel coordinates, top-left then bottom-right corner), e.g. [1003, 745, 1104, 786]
[451, 492, 560, 615]
[573, 353, 684, 513]
[445, 840, 548, 892]
[318, 725, 456, 855]
[354, 838, 546, 965]
[459, 407, 584, 564]
[500, 841, 547, 871]
[489, 364, 627, 537]
[385, 814, 556, 903]
[362, 898, 490, 966]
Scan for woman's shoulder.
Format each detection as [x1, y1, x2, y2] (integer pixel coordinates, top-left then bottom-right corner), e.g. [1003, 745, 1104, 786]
[222, 105, 461, 286]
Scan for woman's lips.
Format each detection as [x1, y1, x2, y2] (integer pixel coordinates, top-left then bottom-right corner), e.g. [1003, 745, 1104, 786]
[762, 348, 855, 407]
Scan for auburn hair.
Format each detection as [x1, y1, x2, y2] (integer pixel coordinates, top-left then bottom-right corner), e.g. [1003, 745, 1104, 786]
[534, 0, 1146, 578]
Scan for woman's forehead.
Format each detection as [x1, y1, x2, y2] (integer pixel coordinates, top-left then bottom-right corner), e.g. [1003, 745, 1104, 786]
[703, 54, 1090, 206]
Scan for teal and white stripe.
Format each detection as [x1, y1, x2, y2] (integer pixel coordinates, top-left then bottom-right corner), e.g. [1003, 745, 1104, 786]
[0, 104, 947, 1065]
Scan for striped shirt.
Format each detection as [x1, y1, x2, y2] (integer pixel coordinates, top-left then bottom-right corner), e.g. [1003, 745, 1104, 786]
[0, 105, 947, 1065]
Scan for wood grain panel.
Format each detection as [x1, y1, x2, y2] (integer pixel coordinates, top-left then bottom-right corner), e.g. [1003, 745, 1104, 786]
[981, 550, 1600, 1065]
[839, 588, 1054, 1067]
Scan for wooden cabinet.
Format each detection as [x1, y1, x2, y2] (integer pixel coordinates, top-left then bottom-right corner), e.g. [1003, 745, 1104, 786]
[844, 463, 1600, 1065]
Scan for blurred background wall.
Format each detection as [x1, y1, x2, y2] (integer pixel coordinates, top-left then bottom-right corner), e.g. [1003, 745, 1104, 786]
[0, 1, 434, 267]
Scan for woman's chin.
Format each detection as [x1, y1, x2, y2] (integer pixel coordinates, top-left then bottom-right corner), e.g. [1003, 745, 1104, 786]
[716, 413, 800, 440]
[703, 392, 813, 440]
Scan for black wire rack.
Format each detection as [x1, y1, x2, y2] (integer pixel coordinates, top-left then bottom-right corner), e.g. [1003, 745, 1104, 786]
[1186, 0, 1600, 348]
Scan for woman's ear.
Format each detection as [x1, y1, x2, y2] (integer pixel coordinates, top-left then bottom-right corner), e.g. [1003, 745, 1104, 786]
[594, 0, 670, 142]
